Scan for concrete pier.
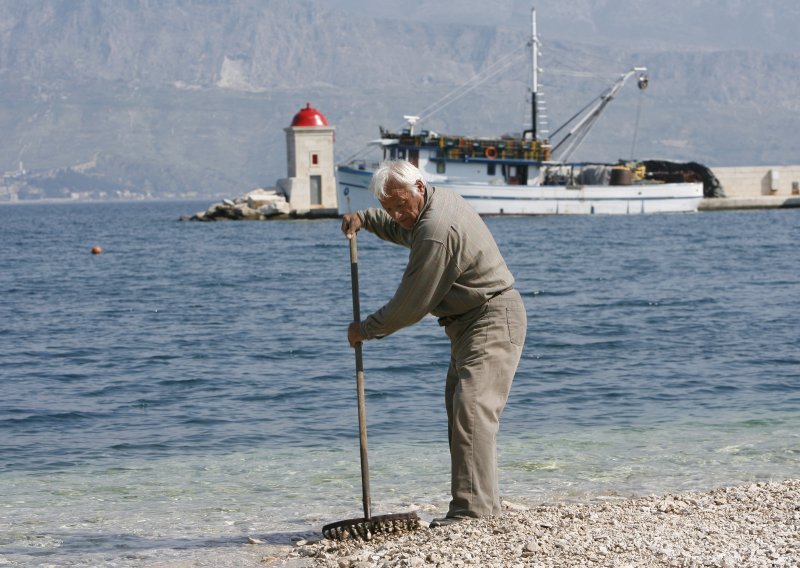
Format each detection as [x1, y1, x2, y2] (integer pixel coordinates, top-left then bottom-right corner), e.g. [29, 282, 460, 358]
[703, 165, 800, 211]
[699, 195, 800, 211]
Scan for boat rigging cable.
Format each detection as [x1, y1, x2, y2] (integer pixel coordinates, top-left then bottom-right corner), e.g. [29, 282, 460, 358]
[411, 42, 528, 127]
[549, 67, 649, 162]
[630, 82, 646, 160]
[336, 42, 528, 166]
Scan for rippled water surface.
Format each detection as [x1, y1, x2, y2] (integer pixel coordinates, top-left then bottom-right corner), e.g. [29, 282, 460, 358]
[1, 201, 798, 566]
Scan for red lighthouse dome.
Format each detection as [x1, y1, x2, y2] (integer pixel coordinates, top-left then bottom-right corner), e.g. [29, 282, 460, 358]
[291, 103, 329, 127]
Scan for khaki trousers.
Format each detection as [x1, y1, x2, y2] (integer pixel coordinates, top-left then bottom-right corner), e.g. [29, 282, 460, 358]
[443, 288, 526, 518]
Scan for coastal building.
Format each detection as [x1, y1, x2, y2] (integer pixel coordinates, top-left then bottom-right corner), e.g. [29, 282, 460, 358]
[188, 102, 338, 220]
[277, 103, 338, 216]
[700, 165, 800, 210]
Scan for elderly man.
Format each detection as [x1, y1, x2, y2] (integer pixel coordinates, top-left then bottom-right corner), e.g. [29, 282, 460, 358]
[341, 159, 526, 527]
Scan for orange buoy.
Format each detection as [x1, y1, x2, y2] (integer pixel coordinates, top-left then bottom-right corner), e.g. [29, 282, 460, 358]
[91, 246, 102, 255]
[485, 146, 498, 159]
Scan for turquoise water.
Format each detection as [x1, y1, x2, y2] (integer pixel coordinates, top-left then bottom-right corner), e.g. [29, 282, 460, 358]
[1, 201, 798, 566]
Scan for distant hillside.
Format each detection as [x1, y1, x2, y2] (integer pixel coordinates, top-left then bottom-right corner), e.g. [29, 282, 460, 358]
[339, 0, 800, 53]
[1, 0, 799, 200]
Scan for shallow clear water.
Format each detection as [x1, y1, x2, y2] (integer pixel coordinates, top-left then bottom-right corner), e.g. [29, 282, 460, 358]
[1, 201, 798, 566]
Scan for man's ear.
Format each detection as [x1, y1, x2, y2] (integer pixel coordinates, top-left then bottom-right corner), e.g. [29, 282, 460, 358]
[416, 179, 426, 195]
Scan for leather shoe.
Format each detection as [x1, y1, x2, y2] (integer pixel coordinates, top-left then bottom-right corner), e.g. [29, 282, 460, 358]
[429, 516, 465, 528]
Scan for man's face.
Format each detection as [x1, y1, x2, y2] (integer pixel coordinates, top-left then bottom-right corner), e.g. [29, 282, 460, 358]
[379, 179, 426, 230]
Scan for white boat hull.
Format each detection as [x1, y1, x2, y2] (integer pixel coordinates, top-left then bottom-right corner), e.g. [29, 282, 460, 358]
[336, 166, 703, 216]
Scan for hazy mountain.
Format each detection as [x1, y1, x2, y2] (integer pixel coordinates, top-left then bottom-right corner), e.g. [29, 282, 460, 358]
[1, 0, 798, 200]
[337, 0, 800, 52]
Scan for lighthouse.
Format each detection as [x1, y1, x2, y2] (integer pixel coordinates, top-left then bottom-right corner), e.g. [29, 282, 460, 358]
[187, 103, 339, 221]
[277, 103, 337, 216]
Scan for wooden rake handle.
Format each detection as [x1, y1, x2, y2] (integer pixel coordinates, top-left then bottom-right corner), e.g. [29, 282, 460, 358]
[350, 235, 371, 520]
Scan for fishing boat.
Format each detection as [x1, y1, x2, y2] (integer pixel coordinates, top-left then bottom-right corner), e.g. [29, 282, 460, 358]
[336, 8, 710, 216]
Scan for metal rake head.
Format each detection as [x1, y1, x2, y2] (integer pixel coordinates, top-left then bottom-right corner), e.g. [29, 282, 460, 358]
[322, 512, 420, 541]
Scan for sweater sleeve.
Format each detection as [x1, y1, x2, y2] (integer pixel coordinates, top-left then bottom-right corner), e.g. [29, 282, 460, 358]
[358, 208, 412, 247]
[360, 237, 458, 340]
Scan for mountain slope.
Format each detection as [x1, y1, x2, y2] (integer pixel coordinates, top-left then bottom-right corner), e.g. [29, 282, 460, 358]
[1, 0, 798, 199]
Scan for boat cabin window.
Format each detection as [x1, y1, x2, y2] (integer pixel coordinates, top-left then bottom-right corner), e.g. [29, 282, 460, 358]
[487, 163, 496, 176]
[437, 161, 446, 174]
[502, 165, 528, 185]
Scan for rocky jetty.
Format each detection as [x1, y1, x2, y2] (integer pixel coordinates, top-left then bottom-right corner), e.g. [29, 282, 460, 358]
[185, 188, 291, 221]
[275, 479, 799, 568]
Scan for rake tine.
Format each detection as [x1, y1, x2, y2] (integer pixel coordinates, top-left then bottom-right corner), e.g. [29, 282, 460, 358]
[322, 512, 420, 541]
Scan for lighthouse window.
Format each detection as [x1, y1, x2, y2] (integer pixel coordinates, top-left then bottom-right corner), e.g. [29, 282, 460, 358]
[311, 153, 319, 165]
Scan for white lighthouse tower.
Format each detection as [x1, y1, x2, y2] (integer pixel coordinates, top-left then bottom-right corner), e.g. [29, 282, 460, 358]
[277, 103, 337, 216]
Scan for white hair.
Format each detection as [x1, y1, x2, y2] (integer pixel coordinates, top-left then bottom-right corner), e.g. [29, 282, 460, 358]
[368, 160, 426, 200]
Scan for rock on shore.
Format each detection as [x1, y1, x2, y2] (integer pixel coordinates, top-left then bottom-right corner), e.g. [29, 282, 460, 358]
[184, 188, 291, 221]
[283, 479, 798, 568]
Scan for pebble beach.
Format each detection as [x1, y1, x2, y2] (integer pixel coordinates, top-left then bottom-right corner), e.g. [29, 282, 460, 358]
[269, 479, 799, 568]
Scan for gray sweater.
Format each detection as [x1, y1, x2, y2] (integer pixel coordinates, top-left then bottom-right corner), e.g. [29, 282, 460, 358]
[358, 185, 514, 340]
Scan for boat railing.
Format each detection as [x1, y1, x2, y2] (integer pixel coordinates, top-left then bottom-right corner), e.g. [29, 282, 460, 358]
[384, 132, 552, 163]
[342, 159, 384, 172]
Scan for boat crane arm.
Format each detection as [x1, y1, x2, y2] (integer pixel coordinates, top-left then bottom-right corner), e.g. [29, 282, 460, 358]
[550, 67, 648, 162]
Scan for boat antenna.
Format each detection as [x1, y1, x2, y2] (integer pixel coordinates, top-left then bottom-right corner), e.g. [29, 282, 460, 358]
[403, 115, 420, 135]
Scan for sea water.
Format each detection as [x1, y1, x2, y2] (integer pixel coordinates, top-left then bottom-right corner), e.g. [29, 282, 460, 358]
[1, 201, 798, 566]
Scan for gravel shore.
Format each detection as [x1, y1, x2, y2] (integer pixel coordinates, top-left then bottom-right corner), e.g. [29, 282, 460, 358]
[273, 479, 798, 568]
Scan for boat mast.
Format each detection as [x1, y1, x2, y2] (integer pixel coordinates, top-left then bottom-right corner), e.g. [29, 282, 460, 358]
[530, 6, 538, 141]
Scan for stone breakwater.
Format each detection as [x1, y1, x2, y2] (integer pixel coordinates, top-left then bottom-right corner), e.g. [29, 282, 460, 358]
[281, 479, 798, 568]
[184, 188, 291, 221]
